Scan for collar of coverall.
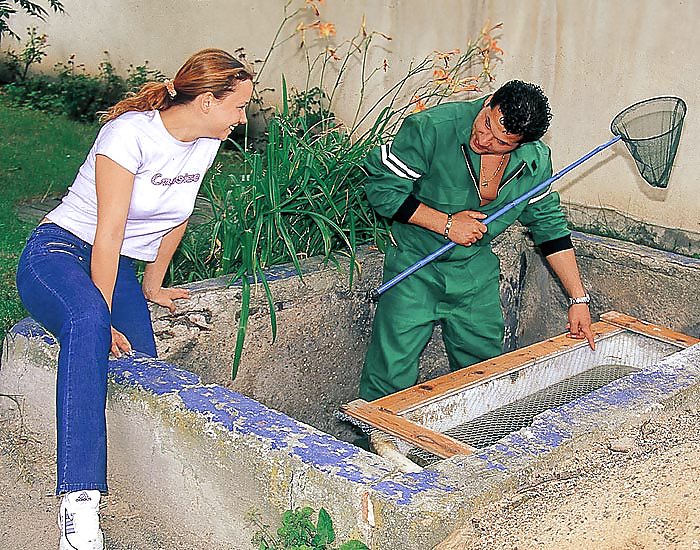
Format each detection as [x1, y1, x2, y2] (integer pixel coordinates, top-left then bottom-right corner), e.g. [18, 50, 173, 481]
[458, 96, 541, 177]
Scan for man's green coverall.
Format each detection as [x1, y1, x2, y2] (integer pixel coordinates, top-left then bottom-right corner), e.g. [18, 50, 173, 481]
[359, 98, 571, 401]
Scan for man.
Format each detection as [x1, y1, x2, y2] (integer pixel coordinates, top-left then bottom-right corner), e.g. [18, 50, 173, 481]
[359, 80, 594, 402]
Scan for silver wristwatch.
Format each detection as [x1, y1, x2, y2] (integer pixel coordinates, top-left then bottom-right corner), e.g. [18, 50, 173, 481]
[568, 293, 591, 307]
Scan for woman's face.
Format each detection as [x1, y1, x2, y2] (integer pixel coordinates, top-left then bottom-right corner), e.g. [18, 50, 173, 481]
[207, 79, 254, 140]
[469, 99, 522, 155]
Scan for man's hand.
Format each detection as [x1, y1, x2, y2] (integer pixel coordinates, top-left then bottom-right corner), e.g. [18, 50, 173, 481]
[449, 210, 488, 246]
[143, 286, 191, 314]
[567, 304, 595, 349]
[110, 326, 132, 358]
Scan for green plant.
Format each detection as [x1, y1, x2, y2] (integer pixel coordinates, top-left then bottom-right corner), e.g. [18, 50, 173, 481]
[289, 86, 333, 130]
[3, 42, 165, 122]
[3, 26, 48, 81]
[0, 0, 63, 45]
[171, 79, 386, 376]
[250, 507, 369, 550]
[52, 53, 127, 122]
[125, 61, 165, 91]
[169, 1, 503, 378]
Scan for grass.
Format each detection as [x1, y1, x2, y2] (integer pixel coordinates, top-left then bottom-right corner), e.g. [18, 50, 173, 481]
[0, 93, 98, 341]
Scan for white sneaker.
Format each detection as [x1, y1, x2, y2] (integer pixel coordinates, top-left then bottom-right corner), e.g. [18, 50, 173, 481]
[58, 490, 104, 550]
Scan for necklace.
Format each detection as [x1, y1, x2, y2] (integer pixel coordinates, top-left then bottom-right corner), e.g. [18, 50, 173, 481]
[480, 153, 506, 187]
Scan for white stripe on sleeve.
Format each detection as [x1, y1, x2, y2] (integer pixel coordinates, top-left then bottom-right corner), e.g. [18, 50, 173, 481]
[386, 143, 421, 179]
[528, 188, 552, 204]
[380, 143, 421, 180]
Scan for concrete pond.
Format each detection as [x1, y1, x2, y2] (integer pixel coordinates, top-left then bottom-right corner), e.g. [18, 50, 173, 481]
[2, 225, 700, 549]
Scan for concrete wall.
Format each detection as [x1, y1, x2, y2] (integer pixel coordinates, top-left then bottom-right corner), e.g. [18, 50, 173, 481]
[152, 228, 527, 442]
[6, 0, 700, 235]
[145, 226, 700, 446]
[518, 230, 700, 346]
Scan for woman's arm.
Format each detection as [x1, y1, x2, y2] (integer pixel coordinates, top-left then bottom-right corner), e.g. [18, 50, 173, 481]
[142, 220, 190, 313]
[93, 154, 135, 356]
[93, 154, 134, 310]
[545, 248, 595, 349]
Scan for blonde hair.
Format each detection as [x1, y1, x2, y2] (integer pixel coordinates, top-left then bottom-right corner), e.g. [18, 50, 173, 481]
[100, 48, 253, 123]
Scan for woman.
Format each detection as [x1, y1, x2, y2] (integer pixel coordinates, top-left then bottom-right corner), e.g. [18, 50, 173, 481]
[15, 48, 253, 550]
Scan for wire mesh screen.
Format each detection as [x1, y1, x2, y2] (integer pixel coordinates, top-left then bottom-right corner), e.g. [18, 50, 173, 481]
[401, 331, 679, 436]
[611, 96, 686, 188]
[406, 363, 639, 467]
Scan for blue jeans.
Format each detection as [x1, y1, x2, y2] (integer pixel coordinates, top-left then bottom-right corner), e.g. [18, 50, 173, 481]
[16, 223, 157, 494]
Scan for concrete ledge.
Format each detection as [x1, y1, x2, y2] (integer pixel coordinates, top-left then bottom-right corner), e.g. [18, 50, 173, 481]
[146, 233, 528, 441]
[0, 320, 479, 549]
[563, 203, 700, 257]
[3, 317, 700, 549]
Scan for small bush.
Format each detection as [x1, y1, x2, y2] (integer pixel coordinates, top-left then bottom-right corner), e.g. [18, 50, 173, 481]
[2, 30, 164, 122]
[2, 26, 48, 81]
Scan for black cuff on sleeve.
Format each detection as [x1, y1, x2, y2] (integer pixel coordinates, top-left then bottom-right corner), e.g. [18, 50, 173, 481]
[539, 235, 573, 256]
[392, 194, 421, 223]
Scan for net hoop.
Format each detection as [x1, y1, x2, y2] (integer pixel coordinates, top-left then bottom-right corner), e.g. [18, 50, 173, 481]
[611, 96, 687, 143]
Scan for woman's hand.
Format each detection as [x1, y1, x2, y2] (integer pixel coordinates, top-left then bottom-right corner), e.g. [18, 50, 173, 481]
[448, 210, 488, 246]
[143, 286, 191, 314]
[110, 326, 132, 358]
[567, 304, 595, 350]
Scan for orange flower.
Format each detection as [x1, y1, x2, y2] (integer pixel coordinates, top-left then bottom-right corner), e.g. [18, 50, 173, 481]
[480, 21, 503, 35]
[433, 68, 452, 85]
[296, 21, 307, 47]
[480, 21, 504, 56]
[434, 48, 460, 67]
[483, 35, 504, 56]
[305, 0, 322, 17]
[309, 21, 336, 38]
[411, 96, 427, 113]
[452, 77, 480, 93]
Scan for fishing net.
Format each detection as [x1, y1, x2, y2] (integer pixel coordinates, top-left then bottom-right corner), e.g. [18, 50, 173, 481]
[610, 96, 687, 188]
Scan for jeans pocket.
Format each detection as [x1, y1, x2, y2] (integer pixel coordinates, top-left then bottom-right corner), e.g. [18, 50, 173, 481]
[24, 224, 89, 263]
[43, 241, 86, 261]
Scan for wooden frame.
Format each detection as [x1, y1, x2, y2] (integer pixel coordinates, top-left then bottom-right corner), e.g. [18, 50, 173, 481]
[340, 311, 698, 460]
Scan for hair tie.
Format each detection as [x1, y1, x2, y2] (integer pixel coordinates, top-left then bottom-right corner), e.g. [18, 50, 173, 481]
[164, 79, 177, 99]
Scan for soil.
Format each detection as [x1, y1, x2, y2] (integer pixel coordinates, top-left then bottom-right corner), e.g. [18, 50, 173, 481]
[0, 395, 224, 550]
[3, 389, 700, 550]
[435, 390, 700, 550]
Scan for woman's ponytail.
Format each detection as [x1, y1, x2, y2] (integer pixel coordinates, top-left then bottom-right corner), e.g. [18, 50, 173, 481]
[99, 49, 253, 123]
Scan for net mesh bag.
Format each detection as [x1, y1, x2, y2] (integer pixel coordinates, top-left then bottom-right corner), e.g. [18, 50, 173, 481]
[611, 96, 687, 188]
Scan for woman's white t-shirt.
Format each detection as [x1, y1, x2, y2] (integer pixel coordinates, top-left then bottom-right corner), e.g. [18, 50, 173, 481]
[47, 110, 221, 261]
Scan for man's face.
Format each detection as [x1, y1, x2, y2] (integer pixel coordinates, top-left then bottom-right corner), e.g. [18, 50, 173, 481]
[469, 99, 522, 155]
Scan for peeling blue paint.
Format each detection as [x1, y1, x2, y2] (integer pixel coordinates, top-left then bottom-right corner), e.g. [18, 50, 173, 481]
[178, 385, 304, 450]
[373, 470, 457, 505]
[11, 317, 57, 346]
[294, 433, 391, 484]
[109, 352, 201, 394]
[185, 261, 328, 293]
[11, 315, 700, 508]
[472, 360, 700, 470]
[473, 453, 509, 472]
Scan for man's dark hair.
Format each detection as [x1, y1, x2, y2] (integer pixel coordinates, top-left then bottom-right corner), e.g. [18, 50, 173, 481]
[490, 80, 552, 143]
